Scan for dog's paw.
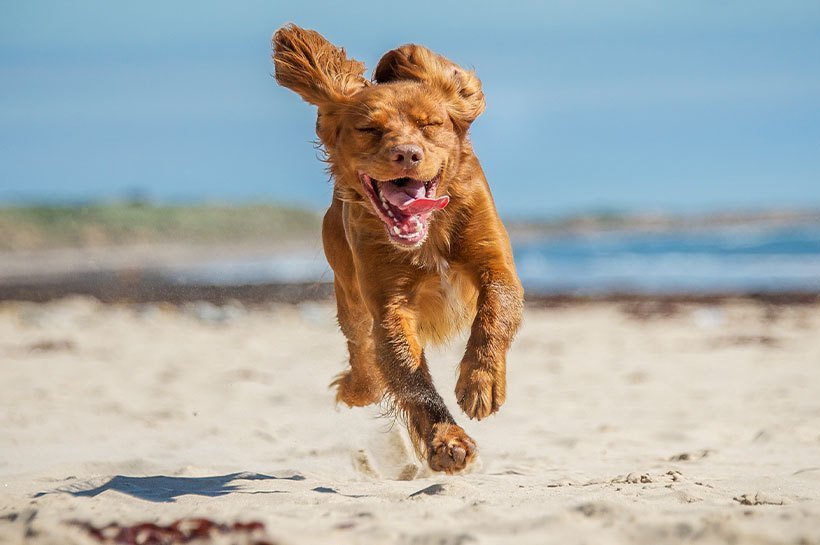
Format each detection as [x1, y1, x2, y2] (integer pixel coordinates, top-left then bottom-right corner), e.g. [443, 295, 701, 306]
[428, 423, 477, 474]
[331, 371, 382, 407]
[455, 365, 505, 420]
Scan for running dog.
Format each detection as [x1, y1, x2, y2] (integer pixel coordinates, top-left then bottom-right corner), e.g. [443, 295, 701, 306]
[272, 25, 523, 473]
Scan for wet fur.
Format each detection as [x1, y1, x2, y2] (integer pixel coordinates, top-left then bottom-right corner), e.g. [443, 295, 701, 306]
[273, 24, 523, 473]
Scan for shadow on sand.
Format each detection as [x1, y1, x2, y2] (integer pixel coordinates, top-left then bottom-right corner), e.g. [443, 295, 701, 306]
[35, 472, 304, 503]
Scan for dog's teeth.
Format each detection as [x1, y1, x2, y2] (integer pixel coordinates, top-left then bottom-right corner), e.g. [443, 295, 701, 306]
[386, 210, 394, 218]
[392, 226, 400, 235]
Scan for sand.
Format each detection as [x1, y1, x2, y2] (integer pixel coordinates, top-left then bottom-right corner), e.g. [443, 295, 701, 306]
[1, 296, 819, 544]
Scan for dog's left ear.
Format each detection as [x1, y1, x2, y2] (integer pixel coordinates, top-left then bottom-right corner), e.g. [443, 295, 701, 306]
[374, 45, 485, 132]
[273, 24, 369, 107]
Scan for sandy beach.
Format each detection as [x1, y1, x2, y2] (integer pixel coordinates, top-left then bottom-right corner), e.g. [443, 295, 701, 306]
[1, 296, 819, 544]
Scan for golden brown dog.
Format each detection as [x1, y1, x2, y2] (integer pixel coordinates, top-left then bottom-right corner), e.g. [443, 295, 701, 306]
[272, 24, 523, 474]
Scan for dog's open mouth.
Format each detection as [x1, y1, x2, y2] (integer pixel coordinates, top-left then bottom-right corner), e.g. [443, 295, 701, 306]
[360, 171, 449, 246]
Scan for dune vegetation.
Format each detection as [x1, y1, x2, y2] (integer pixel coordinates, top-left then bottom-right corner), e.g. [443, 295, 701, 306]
[0, 203, 322, 251]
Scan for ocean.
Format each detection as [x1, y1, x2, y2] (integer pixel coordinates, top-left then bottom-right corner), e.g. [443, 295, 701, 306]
[168, 221, 820, 295]
[514, 223, 820, 294]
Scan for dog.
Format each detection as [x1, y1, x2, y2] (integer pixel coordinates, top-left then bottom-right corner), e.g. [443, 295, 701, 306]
[272, 25, 523, 474]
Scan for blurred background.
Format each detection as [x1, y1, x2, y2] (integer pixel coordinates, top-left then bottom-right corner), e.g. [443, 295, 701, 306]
[2, 0, 819, 299]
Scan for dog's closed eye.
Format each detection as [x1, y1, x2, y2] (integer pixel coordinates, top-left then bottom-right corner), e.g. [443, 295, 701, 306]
[419, 119, 444, 129]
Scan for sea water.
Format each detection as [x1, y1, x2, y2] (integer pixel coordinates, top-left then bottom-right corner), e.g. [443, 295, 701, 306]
[514, 223, 820, 294]
[167, 222, 820, 295]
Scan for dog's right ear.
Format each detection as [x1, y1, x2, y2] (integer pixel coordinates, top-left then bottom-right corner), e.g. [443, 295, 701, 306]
[272, 24, 368, 106]
[374, 44, 485, 132]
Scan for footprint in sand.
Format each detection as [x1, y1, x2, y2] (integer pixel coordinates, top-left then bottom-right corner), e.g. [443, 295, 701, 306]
[352, 427, 421, 480]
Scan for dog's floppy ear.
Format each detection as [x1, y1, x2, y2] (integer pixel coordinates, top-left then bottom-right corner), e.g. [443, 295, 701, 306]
[374, 44, 485, 130]
[272, 24, 368, 106]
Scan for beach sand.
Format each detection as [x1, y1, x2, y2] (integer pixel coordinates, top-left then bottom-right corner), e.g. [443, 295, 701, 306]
[1, 297, 819, 544]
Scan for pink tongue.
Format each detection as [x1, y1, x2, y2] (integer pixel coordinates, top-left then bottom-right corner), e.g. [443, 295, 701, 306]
[379, 179, 449, 215]
[402, 195, 449, 214]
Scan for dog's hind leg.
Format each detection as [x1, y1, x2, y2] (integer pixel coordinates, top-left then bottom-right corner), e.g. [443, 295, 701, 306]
[330, 280, 385, 407]
[324, 199, 385, 407]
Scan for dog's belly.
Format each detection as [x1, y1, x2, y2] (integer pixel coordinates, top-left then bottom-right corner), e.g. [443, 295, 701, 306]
[414, 264, 478, 346]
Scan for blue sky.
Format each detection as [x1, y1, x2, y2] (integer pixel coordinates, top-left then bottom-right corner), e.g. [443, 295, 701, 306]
[1, 1, 819, 217]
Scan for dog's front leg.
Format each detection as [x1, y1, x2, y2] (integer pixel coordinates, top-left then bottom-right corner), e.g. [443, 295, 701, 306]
[456, 264, 524, 420]
[369, 299, 477, 473]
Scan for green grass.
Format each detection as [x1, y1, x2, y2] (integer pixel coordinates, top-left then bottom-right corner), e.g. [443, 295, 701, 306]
[0, 203, 322, 250]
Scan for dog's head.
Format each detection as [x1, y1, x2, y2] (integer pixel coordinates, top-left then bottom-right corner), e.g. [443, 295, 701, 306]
[272, 25, 485, 248]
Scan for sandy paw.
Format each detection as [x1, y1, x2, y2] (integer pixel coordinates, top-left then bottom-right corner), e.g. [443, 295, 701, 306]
[428, 423, 477, 474]
[455, 366, 505, 420]
[331, 371, 382, 407]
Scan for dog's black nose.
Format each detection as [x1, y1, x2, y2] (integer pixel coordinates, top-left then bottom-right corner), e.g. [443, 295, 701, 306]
[390, 144, 424, 169]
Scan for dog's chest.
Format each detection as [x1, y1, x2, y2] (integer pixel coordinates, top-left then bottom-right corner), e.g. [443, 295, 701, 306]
[413, 255, 478, 346]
